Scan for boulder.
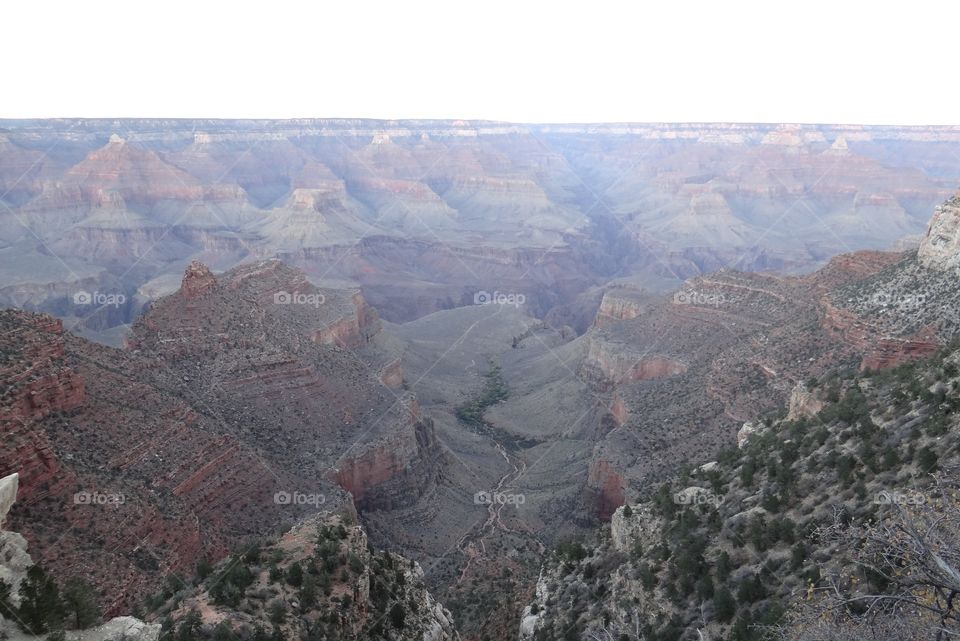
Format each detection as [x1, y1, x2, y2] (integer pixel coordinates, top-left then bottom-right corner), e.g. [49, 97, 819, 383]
[737, 421, 763, 448]
[0, 473, 17, 526]
[918, 193, 960, 271]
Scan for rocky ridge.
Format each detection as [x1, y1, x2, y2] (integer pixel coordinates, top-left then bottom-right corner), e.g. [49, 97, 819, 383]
[149, 511, 458, 641]
[520, 343, 960, 640]
[0, 260, 445, 616]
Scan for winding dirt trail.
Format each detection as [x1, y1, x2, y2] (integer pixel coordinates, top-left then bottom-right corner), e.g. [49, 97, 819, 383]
[455, 437, 529, 584]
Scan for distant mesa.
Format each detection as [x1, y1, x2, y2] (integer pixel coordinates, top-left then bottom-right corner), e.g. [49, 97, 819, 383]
[824, 135, 850, 155]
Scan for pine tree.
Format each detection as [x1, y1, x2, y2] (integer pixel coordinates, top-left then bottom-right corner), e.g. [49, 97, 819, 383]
[390, 603, 406, 629]
[286, 562, 303, 587]
[17, 565, 64, 634]
[0, 579, 16, 620]
[62, 577, 100, 629]
[176, 609, 201, 641]
[713, 585, 736, 622]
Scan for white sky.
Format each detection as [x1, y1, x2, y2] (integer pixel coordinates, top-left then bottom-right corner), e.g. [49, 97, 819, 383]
[3, 0, 958, 124]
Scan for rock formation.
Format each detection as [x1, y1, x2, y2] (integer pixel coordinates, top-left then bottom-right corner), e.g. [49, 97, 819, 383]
[157, 511, 457, 641]
[786, 382, 824, 420]
[0, 473, 31, 606]
[918, 192, 960, 271]
[0, 473, 18, 526]
[584, 459, 626, 520]
[0, 259, 445, 615]
[179, 259, 217, 299]
[0, 120, 957, 339]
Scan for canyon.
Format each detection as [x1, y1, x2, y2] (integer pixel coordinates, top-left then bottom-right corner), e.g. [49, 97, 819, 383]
[1, 119, 960, 640]
[1, 120, 958, 346]
[0, 260, 445, 618]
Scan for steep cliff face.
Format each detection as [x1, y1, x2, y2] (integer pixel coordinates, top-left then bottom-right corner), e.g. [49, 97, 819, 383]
[0, 314, 82, 500]
[0, 472, 162, 641]
[0, 260, 447, 616]
[311, 292, 382, 348]
[820, 195, 960, 369]
[584, 459, 626, 521]
[0, 309, 331, 617]
[333, 413, 444, 511]
[520, 345, 960, 641]
[819, 297, 940, 370]
[918, 192, 960, 271]
[179, 259, 217, 299]
[581, 336, 686, 387]
[0, 473, 30, 606]
[521, 196, 960, 540]
[594, 290, 643, 326]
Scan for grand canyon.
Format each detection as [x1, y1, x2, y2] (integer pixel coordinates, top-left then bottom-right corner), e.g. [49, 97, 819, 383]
[2, 119, 960, 641]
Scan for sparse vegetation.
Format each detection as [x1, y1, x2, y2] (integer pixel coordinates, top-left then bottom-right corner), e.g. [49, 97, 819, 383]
[524, 344, 960, 640]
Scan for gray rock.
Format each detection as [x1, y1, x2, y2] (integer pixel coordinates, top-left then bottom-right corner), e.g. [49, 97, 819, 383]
[0, 473, 18, 527]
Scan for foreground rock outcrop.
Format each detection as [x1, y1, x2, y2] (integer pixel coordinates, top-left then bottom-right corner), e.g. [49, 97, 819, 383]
[0, 473, 30, 606]
[521, 343, 960, 640]
[151, 511, 458, 641]
[918, 191, 960, 271]
[0, 471, 161, 641]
